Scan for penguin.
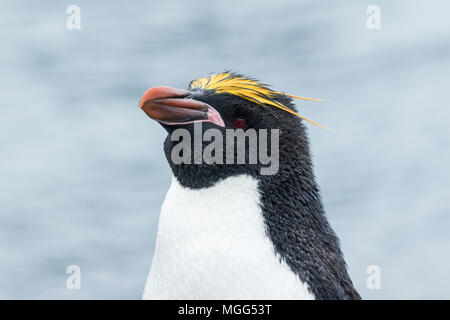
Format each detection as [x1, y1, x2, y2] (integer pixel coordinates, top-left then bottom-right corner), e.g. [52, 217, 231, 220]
[139, 72, 361, 300]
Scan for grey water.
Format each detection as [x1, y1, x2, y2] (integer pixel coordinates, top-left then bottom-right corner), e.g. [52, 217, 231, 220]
[1, 0, 449, 299]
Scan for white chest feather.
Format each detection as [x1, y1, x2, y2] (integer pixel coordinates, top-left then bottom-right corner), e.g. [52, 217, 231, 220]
[143, 175, 314, 300]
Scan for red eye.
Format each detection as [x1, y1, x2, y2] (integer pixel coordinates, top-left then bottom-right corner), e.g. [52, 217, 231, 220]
[232, 118, 248, 129]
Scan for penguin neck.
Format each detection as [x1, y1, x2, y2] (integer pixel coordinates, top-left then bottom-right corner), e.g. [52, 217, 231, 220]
[257, 129, 361, 300]
[146, 174, 315, 299]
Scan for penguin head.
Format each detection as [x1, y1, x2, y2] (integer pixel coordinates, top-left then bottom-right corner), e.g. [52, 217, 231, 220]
[139, 72, 324, 188]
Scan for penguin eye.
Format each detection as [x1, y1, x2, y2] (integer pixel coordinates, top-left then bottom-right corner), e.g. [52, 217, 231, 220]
[232, 118, 248, 129]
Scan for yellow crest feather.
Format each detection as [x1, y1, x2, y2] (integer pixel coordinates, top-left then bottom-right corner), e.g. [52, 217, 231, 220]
[189, 72, 331, 131]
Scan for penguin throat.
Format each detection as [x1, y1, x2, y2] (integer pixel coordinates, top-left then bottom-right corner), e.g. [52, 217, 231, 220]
[144, 174, 314, 299]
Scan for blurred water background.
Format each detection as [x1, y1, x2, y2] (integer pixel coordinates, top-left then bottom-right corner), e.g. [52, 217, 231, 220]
[1, 0, 449, 299]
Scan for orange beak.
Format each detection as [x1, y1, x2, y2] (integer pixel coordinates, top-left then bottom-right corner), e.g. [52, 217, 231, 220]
[139, 86, 225, 127]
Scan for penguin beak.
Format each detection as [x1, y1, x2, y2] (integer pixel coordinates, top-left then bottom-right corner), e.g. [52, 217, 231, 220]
[139, 86, 225, 127]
